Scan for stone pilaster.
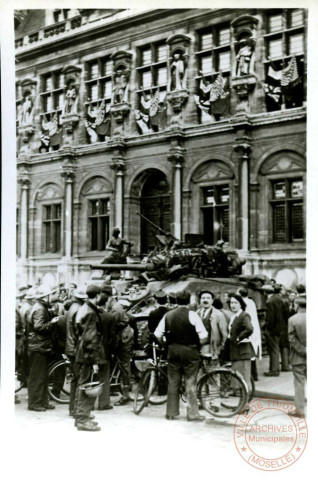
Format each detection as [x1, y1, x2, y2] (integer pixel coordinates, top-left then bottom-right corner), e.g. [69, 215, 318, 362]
[233, 137, 252, 252]
[111, 156, 125, 235]
[168, 146, 185, 240]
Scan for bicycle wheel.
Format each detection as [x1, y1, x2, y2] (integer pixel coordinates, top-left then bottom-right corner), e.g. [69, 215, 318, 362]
[133, 367, 156, 415]
[148, 364, 168, 405]
[198, 368, 248, 418]
[48, 361, 72, 404]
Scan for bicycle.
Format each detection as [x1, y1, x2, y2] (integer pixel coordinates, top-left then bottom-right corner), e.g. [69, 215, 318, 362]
[133, 343, 249, 418]
[48, 353, 142, 404]
[133, 342, 168, 414]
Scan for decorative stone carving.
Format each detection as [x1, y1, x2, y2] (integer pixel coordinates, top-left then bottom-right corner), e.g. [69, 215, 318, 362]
[166, 90, 189, 127]
[232, 75, 257, 113]
[192, 161, 232, 183]
[36, 183, 63, 201]
[110, 102, 130, 136]
[260, 154, 305, 174]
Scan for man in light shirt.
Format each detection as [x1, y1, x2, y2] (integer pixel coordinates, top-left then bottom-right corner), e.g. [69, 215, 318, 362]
[155, 290, 208, 422]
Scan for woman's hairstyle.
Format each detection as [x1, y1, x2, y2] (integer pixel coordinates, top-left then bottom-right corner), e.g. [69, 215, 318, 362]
[229, 293, 246, 311]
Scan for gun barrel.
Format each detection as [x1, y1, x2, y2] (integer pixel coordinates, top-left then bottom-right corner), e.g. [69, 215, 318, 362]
[90, 263, 155, 272]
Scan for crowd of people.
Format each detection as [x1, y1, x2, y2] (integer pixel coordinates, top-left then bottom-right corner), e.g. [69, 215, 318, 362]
[15, 277, 307, 431]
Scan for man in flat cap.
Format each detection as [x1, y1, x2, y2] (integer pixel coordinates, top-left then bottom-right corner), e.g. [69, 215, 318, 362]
[288, 297, 307, 417]
[75, 284, 106, 431]
[27, 285, 59, 411]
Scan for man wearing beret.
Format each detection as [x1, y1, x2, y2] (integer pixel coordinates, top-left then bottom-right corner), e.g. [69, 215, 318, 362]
[288, 297, 307, 417]
[75, 284, 106, 431]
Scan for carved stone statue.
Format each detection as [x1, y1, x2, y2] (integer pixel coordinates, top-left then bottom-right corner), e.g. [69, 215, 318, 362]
[112, 68, 129, 104]
[21, 94, 34, 125]
[236, 39, 253, 76]
[63, 83, 78, 115]
[169, 51, 186, 91]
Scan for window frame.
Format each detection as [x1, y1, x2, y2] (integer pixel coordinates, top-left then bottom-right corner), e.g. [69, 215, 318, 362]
[85, 56, 113, 111]
[200, 183, 230, 244]
[136, 41, 168, 100]
[42, 202, 62, 254]
[269, 177, 304, 244]
[87, 197, 110, 252]
[195, 24, 231, 79]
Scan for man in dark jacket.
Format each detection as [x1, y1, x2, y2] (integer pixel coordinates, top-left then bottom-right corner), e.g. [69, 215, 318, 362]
[27, 285, 59, 411]
[262, 285, 286, 376]
[148, 291, 170, 333]
[65, 288, 87, 417]
[155, 290, 208, 422]
[75, 284, 106, 431]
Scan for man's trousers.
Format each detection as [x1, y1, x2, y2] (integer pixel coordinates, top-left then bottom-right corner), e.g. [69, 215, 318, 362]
[292, 363, 306, 414]
[166, 344, 200, 418]
[76, 364, 98, 423]
[28, 351, 50, 409]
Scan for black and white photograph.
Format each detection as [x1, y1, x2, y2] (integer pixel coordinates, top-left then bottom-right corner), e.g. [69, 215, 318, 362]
[1, 1, 317, 478]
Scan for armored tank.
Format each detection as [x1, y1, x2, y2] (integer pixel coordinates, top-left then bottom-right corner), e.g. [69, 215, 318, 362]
[89, 212, 267, 314]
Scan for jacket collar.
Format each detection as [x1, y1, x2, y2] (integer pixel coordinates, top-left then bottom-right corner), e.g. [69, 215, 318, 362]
[85, 299, 100, 314]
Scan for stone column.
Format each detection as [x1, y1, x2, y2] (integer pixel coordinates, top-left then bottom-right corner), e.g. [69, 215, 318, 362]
[249, 182, 260, 250]
[234, 140, 251, 251]
[61, 168, 75, 259]
[168, 149, 184, 240]
[18, 176, 30, 261]
[111, 159, 125, 234]
[234, 138, 251, 251]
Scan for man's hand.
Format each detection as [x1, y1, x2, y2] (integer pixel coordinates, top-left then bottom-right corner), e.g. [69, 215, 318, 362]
[50, 317, 59, 324]
[92, 364, 99, 374]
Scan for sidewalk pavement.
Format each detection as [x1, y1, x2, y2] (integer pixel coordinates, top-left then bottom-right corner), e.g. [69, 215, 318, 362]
[254, 355, 295, 401]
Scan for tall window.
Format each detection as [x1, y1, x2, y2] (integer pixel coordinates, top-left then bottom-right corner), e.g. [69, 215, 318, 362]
[85, 57, 113, 110]
[271, 178, 304, 243]
[136, 41, 168, 103]
[42, 204, 62, 253]
[40, 70, 64, 121]
[201, 185, 230, 245]
[88, 199, 110, 251]
[263, 9, 305, 110]
[196, 25, 231, 77]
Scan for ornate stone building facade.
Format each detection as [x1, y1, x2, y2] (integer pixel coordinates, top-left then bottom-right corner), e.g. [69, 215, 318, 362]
[15, 8, 306, 288]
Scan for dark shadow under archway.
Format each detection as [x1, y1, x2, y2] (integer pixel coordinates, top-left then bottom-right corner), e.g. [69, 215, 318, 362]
[140, 170, 171, 253]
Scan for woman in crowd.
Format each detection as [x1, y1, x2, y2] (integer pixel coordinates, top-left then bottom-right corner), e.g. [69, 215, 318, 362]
[228, 294, 254, 401]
